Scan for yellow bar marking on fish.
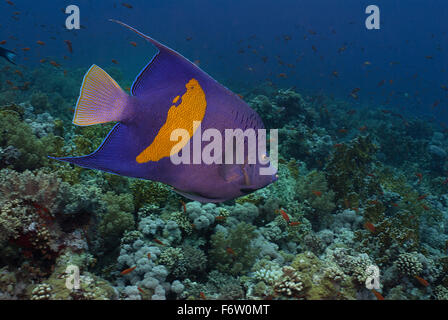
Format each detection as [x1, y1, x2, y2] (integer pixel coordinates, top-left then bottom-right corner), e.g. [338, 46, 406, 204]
[136, 78, 206, 163]
[172, 95, 180, 104]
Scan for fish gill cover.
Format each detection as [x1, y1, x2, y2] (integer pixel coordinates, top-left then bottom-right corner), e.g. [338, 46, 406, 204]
[0, 0, 447, 303]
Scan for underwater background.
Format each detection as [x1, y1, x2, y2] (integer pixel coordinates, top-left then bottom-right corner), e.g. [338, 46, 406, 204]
[0, 0, 447, 300]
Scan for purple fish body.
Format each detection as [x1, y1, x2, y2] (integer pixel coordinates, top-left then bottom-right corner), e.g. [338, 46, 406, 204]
[52, 20, 277, 203]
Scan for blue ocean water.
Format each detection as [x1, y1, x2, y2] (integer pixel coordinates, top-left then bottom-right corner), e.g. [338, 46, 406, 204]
[0, 0, 447, 301]
[1, 0, 447, 119]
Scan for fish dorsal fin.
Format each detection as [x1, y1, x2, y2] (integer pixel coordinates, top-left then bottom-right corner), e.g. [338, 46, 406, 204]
[110, 19, 202, 97]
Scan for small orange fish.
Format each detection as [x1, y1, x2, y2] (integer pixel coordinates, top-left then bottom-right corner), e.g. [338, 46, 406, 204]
[416, 172, 423, 183]
[391, 203, 399, 207]
[147, 253, 151, 260]
[215, 216, 226, 221]
[422, 204, 430, 211]
[417, 194, 428, 200]
[180, 200, 186, 213]
[312, 190, 322, 197]
[153, 239, 164, 245]
[371, 289, 385, 300]
[364, 61, 371, 65]
[64, 40, 73, 53]
[120, 266, 137, 275]
[359, 125, 367, 132]
[130, 41, 137, 47]
[289, 221, 301, 226]
[137, 287, 145, 294]
[0, 40, 6, 45]
[6, 0, 14, 6]
[199, 292, 207, 300]
[111, 59, 119, 64]
[364, 222, 376, 233]
[49, 61, 60, 67]
[36, 40, 45, 45]
[22, 47, 30, 51]
[279, 209, 290, 223]
[226, 247, 235, 255]
[333, 143, 343, 148]
[39, 58, 46, 63]
[338, 129, 347, 134]
[122, 2, 133, 9]
[278, 73, 287, 78]
[414, 275, 429, 287]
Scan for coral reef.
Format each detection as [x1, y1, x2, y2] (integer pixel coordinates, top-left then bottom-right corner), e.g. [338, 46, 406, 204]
[0, 66, 447, 301]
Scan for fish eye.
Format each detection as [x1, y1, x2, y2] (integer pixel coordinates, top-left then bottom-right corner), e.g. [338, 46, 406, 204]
[261, 154, 270, 163]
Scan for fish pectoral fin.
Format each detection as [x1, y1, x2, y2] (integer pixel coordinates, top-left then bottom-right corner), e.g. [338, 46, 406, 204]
[173, 188, 223, 203]
[73, 65, 130, 126]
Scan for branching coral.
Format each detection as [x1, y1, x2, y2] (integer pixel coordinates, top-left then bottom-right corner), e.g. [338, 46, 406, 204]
[0, 109, 60, 171]
[273, 266, 304, 297]
[98, 191, 135, 248]
[296, 169, 336, 218]
[209, 222, 259, 276]
[395, 252, 423, 277]
[130, 179, 173, 210]
[325, 136, 380, 202]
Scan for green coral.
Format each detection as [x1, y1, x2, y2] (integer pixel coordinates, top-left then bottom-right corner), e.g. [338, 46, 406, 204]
[209, 222, 259, 276]
[290, 251, 356, 300]
[158, 247, 185, 275]
[325, 136, 380, 202]
[98, 192, 135, 247]
[30, 91, 49, 114]
[71, 123, 116, 156]
[0, 110, 61, 171]
[296, 169, 335, 215]
[169, 211, 193, 235]
[130, 179, 173, 210]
